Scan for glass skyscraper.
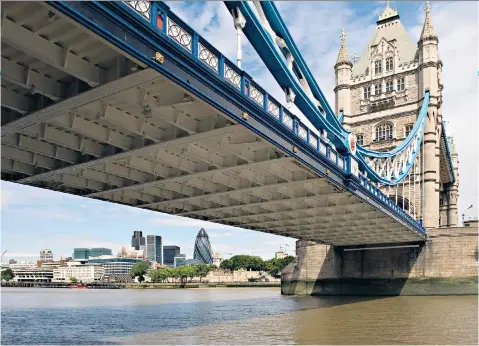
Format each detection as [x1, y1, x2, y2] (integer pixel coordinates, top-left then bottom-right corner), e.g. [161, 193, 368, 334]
[146, 235, 163, 264]
[163, 245, 180, 267]
[193, 228, 213, 264]
[73, 248, 112, 260]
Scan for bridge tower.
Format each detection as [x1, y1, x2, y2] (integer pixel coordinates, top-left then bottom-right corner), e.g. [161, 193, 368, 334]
[334, 1, 459, 228]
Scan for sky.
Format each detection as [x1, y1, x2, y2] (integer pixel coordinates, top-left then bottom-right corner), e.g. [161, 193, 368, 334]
[1, 1, 477, 263]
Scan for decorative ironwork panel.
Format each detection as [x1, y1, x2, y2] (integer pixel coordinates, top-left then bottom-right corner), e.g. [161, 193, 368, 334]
[298, 124, 307, 140]
[267, 100, 280, 119]
[224, 64, 241, 89]
[167, 18, 192, 52]
[250, 85, 264, 106]
[198, 43, 219, 72]
[309, 134, 318, 149]
[282, 112, 293, 130]
[124, 1, 150, 20]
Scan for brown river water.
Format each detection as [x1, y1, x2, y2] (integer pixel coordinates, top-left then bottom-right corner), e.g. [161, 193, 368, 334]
[1, 287, 477, 345]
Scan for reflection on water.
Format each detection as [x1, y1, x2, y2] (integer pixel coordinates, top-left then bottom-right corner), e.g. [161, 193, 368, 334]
[1, 288, 477, 345]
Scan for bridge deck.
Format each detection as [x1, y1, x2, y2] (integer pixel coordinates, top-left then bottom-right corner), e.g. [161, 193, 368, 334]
[1, 1, 426, 246]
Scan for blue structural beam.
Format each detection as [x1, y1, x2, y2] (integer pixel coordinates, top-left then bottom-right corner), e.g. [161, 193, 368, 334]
[223, 1, 430, 186]
[45, 1, 426, 237]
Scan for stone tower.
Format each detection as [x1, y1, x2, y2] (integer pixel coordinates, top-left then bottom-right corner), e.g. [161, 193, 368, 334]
[335, 1, 459, 228]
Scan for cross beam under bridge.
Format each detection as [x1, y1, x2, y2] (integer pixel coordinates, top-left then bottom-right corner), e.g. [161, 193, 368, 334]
[0, 1, 427, 246]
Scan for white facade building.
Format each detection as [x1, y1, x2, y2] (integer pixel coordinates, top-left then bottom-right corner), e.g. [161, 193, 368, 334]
[40, 249, 53, 262]
[212, 252, 223, 267]
[53, 264, 104, 283]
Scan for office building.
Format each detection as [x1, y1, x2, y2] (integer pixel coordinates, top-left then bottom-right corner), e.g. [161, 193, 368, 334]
[87, 257, 144, 276]
[11, 268, 53, 283]
[40, 249, 53, 262]
[53, 263, 104, 283]
[163, 245, 180, 267]
[193, 228, 213, 264]
[73, 248, 112, 260]
[146, 235, 163, 264]
[131, 231, 146, 251]
[174, 254, 186, 268]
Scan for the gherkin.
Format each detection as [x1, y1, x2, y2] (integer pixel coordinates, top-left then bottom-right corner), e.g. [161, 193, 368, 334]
[193, 228, 213, 264]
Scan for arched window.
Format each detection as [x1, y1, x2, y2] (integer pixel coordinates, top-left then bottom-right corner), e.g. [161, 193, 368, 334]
[374, 60, 382, 74]
[386, 57, 394, 72]
[356, 134, 364, 146]
[375, 122, 393, 141]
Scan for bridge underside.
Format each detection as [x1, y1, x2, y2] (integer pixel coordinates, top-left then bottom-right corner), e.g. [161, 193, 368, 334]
[1, 1, 425, 246]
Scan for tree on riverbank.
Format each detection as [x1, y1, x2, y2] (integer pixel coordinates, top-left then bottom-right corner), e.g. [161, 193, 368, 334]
[263, 256, 295, 277]
[1, 269, 14, 281]
[130, 261, 149, 282]
[219, 255, 264, 271]
[218, 255, 295, 276]
[149, 264, 216, 283]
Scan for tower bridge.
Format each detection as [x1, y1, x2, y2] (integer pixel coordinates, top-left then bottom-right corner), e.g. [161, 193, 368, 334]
[1, 1, 458, 249]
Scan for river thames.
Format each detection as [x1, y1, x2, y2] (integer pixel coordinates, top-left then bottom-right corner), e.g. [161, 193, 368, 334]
[1, 287, 477, 345]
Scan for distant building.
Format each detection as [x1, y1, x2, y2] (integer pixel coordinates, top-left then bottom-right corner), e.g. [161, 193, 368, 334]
[146, 235, 163, 264]
[185, 259, 201, 266]
[464, 219, 478, 228]
[8, 259, 17, 264]
[163, 245, 181, 267]
[212, 252, 223, 267]
[174, 254, 186, 268]
[275, 251, 287, 260]
[193, 228, 213, 264]
[73, 248, 112, 260]
[118, 246, 146, 259]
[53, 263, 104, 283]
[87, 257, 144, 276]
[40, 249, 53, 262]
[131, 231, 146, 252]
[12, 268, 53, 283]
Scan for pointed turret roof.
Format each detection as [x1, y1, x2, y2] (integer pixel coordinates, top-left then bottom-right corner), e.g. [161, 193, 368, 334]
[419, 1, 437, 42]
[352, 1, 417, 77]
[336, 29, 352, 67]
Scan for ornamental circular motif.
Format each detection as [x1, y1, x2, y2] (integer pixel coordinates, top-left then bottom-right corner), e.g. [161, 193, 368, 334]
[136, 1, 149, 15]
[168, 24, 180, 37]
[348, 133, 357, 156]
[179, 33, 192, 46]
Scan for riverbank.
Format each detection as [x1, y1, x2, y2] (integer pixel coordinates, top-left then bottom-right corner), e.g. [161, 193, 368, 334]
[0, 281, 280, 289]
[126, 282, 281, 289]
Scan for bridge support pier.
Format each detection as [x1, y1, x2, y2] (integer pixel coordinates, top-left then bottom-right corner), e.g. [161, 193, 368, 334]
[282, 226, 478, 296]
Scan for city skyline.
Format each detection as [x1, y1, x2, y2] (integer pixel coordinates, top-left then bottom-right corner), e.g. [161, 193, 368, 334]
[1, 0, 476, 262]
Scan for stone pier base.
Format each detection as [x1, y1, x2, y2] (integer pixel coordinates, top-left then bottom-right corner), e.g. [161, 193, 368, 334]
[282, 226, 478, 296]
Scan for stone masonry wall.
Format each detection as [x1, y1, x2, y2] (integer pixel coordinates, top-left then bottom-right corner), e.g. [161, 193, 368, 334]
[282, 225, 478, 295]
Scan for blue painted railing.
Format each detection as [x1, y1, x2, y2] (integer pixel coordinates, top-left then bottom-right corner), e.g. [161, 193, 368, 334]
[93, 1, 425, 235]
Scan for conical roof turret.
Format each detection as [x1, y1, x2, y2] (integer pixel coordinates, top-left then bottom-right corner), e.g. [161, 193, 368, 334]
[335, 29, 352, 67]
[419, 1, 437, 42]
